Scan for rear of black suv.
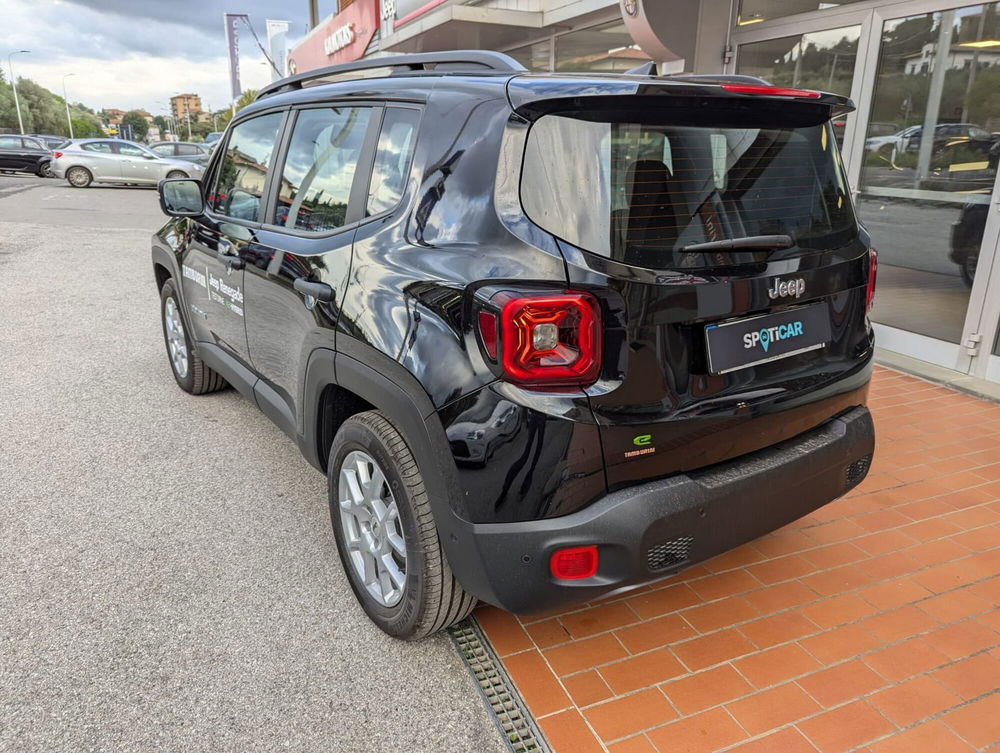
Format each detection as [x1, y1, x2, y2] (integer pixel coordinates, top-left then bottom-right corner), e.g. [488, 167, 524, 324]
[441, 75, 876, 614]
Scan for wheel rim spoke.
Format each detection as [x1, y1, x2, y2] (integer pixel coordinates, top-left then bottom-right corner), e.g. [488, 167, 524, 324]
[164, 297, 189, 378]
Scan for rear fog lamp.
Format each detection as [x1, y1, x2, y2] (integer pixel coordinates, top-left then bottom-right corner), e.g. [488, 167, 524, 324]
[550, 545, 599, 580]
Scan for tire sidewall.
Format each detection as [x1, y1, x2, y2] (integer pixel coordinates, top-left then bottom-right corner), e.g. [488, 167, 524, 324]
[160, 279, 196, 392]
[328, 417, 427, 638]
[67, 166, 91, 188]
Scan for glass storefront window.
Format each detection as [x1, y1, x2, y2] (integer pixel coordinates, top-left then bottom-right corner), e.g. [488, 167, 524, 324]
[507, 21, 649, 73]
[507, 38, 551, 72]
[858, 4, 1000, 345]
[737, 25, 860, 144]
[738, 0, 868, 26]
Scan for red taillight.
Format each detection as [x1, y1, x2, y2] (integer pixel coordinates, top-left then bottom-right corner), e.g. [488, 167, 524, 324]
[550, 545, 598, 580]
[478, 311, 498, 360]
[866, 248, 878, 313]
[720, 83, 821, 98]
[53, 151, 63, 159]
[494, 292, 601, 387]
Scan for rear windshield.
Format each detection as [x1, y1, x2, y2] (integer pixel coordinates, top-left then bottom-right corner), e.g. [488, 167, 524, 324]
[520, 112, 856, 269]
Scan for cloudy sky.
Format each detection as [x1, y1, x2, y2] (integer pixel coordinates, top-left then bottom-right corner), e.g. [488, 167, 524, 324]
[1, 0, 338, 116]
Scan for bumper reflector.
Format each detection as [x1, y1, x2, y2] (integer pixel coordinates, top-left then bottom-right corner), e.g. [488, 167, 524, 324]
[550, 545, 599, 580]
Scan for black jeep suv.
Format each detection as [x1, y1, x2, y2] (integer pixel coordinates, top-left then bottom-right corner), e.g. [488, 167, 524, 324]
[152, 52, 876, 639]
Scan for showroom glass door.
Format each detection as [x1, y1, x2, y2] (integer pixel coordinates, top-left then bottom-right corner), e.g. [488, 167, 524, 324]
[849, 1, 1000, 374]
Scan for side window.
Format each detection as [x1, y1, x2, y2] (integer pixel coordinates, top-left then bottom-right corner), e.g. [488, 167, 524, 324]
[177, 144, 199, 155]
[367, 107, 419, 216]
[23, 138, 44, 150]
[118, 144, 147, 157]
[82, 142, 113, 153]
[0, 136, 19, 149]
[273, 106, 372, 233]
[151, 144, 173, 156]
[210, 112, 283, 222]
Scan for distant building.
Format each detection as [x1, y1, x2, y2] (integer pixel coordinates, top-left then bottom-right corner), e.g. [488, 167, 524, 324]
[170, 93, 203, 121]
[903, 43, 1000, 74]
[102, 108, 125, 125]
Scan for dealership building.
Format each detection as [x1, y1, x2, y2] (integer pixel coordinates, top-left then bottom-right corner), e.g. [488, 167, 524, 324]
[290, 0, 1000, 389]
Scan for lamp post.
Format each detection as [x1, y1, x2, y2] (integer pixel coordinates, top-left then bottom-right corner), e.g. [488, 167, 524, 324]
[7, 49, 30, 134]
[62, 73, 76, 138]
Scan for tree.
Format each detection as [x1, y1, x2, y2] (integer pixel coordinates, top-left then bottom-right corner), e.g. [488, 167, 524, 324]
[121, 110, 149, 141]
[216, 89, 258, 130]
[152, 115, 168, 131]
[70, 115, 103, 138]
[190, 120, 214, 141]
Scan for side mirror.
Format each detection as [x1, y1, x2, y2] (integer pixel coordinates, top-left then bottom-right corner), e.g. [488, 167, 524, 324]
[144, 154, 158, 160]
[159, 178, 204, 217]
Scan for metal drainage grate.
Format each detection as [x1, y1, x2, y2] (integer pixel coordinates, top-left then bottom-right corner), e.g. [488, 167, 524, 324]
[647, 536, 694, 571]
[449, 618, 550, 753]
[847, 454, 872, 484]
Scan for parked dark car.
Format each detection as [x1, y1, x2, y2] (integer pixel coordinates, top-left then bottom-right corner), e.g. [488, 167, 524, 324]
[152, 52, 876, 639]
[950, 195, 990, 286]
[0, 134, 53, 176]
[149, 140, 212, 166]
[27, 133, 71, 150]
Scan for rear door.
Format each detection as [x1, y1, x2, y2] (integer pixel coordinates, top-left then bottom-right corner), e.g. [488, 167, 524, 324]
[179, 111, 286, 368]
[78, 141, 121, 180]
[518, 96, 873, 489]
[0, 136, 22, 170]
[118, 142, 159, 184]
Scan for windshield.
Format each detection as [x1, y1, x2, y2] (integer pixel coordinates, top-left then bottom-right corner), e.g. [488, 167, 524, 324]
[520, 112, 857, 269]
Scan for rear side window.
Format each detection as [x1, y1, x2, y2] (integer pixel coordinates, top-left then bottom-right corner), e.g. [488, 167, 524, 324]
[520, 112, 857, 269]
[177, 144, 200, 155]
[0, 136, 19, 149]
[210, 112, 284, 222]
[151, 144, 174, 156]
[82, 142, 113, 153]
[272, 106, 372, 233]
[367, 107, 419, 216]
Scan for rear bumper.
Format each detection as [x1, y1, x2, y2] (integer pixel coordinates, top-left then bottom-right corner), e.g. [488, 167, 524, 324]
[450, 405, 875, 614]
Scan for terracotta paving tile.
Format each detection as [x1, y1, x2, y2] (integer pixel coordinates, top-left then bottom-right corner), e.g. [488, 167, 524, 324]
[544, 633, 629, 677]
[560, 601, 639, 640]
[856, 551, 922, 582]
[926, 620, 1000, 660]
[626, 584, 701, 620]
[614, 613, 696, 654]
[854, 530, 917, 557]
[726, 727, 819, 753]
[661, 664, 753, 716]
[968, 576, 1000, 603]
[869, 720, 973, 753]
[859, 578, 933, 610]
[753, 530, 814, 558]
[803, 518, 869, 545]
[902, 518, 964, 542]
[583, 688, 676, 742]
[868, 675, 962, 727]
[796, 659, 887, 708]
[919, 588, 993, 623]
[800, 593, 878, 629]
[672, 629, 757, 672]
[537, 709, 605, 753]
[600, 646, 688, 695]
[726, 682, 821, 736]
[856, 508, 913, 532]
[703, 544, 766, 573]
[563, 669, 615, 708]
[733, 643, 820, 689]
[607, 734, 657, 753]
[942, 693, 1000, 749]
[746, 554, 817, 585]
[796, 700, 896, 753]
[502, 650, 572, 717]
[907, 538, 972, 567]
[687, 570, 761, 602]
[681, 597, 759, 634]
[864, 636, 950, 682]
[800, 624, 882, 665]
[646, 707, 748, 753]
[474, 606, 533, 657]
[743, 581, 819, 615]
[802, 564, 874, 596]
[931, 652, 1000, 700]
[525, 617, 572, 649]
[739, 611, 819, 650]
[860, 605, 938, 643]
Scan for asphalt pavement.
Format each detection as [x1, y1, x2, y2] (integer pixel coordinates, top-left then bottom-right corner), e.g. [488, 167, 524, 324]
[0, 175, 505, 753]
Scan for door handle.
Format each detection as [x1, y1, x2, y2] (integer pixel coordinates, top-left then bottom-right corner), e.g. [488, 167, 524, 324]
[216, 239, 244, 269]
[293, 278, 335, 303]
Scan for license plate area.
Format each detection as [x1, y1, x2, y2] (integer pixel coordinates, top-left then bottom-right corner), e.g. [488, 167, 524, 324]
[705, 302, 831, 375]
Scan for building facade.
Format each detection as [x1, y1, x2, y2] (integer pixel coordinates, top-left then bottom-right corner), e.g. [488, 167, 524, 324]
[170, 93, 203, 121]
[288, 0, 1000, 386]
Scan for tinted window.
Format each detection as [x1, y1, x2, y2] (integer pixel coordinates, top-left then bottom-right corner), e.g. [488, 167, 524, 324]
[521, 113, 856, 269]
[0, 136, 19, 149]
[81, 142, 113, 153]
[177, 144, 200, 155]
[210, 112, 284, 222]
[22, 138, 44, 150]
[151, 144, 174, 155]
[273, 106, 372, 232]
[367, 108, 419, 216]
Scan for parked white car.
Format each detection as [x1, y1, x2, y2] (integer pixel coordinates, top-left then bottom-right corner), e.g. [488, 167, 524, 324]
[49, 138, 205, 188]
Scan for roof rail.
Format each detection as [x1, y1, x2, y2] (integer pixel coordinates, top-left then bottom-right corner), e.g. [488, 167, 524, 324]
[257, 51, 526, 99]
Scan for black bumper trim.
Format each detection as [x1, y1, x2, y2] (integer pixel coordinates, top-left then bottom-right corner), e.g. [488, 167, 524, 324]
[447, 406, 875, 614]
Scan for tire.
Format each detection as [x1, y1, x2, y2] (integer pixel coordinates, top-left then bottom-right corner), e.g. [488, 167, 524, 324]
[38, 162, 54, 178]
[159, 278, 227, 394]
[328, 411, 476, 639]
[960, 252, 978, 288]
[66, 166, 92, 188]
[166, 170, 188, 179]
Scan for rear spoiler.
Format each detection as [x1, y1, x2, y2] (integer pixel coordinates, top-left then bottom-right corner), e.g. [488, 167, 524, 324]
[506, 74, 855, 122]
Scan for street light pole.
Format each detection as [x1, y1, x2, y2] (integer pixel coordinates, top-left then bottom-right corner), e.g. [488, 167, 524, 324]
[62, 73, 76, 139]
[7, 49, 30, 135]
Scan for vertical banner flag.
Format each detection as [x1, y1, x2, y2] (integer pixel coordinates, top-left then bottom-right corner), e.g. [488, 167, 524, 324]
[224, 13, 247, 102]
[266, 20, 291, 82]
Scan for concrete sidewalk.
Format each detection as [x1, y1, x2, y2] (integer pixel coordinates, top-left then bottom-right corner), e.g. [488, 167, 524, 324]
[477, 366, 1000, 753]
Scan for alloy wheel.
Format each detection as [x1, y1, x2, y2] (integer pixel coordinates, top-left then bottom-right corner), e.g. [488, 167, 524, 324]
[164, 296, 189, 378]
[338, 450, 407, 607]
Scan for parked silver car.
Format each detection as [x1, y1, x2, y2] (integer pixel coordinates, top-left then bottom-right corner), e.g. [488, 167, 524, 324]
[49, 139, 205, 188]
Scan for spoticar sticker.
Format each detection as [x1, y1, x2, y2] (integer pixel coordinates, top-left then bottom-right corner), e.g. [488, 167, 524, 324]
[626, 434, 655, 459]
[632, 434, 652, 447]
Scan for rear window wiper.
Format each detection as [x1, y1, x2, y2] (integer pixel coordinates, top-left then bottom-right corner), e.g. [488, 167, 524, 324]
[681, 235, 793, 253]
